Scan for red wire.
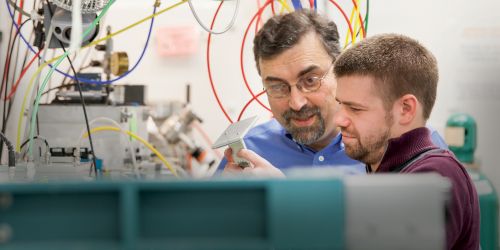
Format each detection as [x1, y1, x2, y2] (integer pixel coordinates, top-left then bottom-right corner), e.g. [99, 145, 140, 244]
[351, 0, 366, 38]
[255, 2, 264, 35]
[240, 0, 273, 113]
[309, 0, 314, 9]
[5, 49, 42, 100]
[207, 1, 233, 123]
[17, 0, 24, 25]
[271, 0, 275, 15]
[238, 90, 266, 121]
[207, 0, 356, 124]
[328, 0, 355, 42]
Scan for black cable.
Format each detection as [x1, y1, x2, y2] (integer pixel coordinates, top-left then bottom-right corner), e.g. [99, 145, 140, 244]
[18, 136, 49, 165]
[6, 20, 32, 127]
[0, 131, 16, 167]
[45, 0, 98, 176]
[6, 26, 35, 119]
[59, 54, 78, 86]
[40, 82, 78, 97]
[19, 135, 49, 149]
[1, 19, 30, 142]
[1, 7, 18, 126]
[0, 1, 21, 162]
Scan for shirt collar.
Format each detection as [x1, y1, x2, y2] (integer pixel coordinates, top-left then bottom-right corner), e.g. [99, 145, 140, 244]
[372, 127, 437, 173]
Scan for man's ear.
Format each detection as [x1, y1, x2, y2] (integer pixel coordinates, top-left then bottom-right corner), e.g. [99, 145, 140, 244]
[396, 94, 418, 125]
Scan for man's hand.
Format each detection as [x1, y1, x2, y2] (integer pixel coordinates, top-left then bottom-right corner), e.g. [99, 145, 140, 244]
[222, 148, 285, 178]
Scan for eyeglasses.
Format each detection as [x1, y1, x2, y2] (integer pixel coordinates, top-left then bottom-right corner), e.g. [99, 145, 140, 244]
[264, 62, 334, 99]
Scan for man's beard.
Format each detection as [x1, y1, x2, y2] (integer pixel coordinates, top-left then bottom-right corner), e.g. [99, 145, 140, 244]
[343, 113, 393, 165]
[281, 106, 325, 145]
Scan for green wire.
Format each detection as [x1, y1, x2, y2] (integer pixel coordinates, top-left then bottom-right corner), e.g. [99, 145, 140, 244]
[28, 0, 116, 159]
[364, 0, 369, 34]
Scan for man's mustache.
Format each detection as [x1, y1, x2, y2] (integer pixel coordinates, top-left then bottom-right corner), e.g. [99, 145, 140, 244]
[283, 106, 321, 121]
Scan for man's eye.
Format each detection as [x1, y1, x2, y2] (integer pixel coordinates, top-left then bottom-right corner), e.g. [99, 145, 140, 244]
[349, 107, 362, 112]
[302, 76, 320, 87]
[269, 84, 287, 91]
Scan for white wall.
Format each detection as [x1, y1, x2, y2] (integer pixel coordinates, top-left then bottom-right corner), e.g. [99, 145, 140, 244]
[1, 0, 499, 239]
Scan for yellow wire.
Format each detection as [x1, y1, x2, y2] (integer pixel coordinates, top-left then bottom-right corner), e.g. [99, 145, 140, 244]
[353, 0, 364, 40]
[344, 2, 357, 47]
[82, 126, 179, 178]
[279, 4, 285, 14]
[16, 0, 187, 152]
[344, 0, 363, 48]
[277, 0, 292, 13]
[84, 0, 187, 49]
[352, 11, 359, 43]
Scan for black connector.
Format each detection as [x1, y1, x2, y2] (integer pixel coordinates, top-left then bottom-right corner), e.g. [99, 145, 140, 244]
[33, 22, 45, 49]
[0, 132, 15, 167]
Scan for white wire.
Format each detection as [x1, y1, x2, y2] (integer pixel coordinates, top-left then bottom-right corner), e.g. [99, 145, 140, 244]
[76, 117, 139, 176]
[187, 0, 240, 35]
[69, 0, 83, 54]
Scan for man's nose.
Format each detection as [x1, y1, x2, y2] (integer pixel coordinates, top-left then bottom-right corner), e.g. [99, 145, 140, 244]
[288, 86, 308, 111]
[334, 107, 350, 128]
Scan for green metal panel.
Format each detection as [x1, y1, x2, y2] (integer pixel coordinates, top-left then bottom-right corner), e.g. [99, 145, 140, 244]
[446, 113, 477, 163]
[0, 178, 344, 250]
[469, 170, 499, 250]
[268, 180, 344, 249]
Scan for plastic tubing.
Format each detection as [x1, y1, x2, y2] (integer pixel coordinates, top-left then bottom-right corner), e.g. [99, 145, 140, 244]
[5, 49, 42, 100]
[83, 126, 179, 177]
[28, 0, 116, 159]
[344, 0, 365, 46]
[187, 0, 240, 35]
[206, 1, 234, 123]
[328, 0, 355, 44]
[344, 1, 358, 46]
[18, 4, 157, 154]
[239, 0, 273, 113]
[76, 117, 139, 175]
[4, 0, 186, 84]
[351, 0, 365, 38]
[16, 27, 56, 152]
[237, 90, 266, 121]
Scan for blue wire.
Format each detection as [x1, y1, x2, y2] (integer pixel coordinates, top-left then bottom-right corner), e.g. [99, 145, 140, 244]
[291, 0, 302, 10]
[314, 0, 317, 10]
[4, 0, 156, 84]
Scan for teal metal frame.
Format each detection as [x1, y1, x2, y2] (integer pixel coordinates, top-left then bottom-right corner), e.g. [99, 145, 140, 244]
[0, 178, 345, 250]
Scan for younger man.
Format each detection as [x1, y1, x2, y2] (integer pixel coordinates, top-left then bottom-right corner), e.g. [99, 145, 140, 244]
[333, 34, 479, 250]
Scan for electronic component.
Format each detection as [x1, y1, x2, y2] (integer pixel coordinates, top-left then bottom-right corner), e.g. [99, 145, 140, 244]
[110, 52, 129, 76]
[42, 3, 99, 49]
[212, 116, 258, 167]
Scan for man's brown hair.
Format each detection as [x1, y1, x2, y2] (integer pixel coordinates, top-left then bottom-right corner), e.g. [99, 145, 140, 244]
[253, 10, 340, 74]
[334, 34, 438, 119]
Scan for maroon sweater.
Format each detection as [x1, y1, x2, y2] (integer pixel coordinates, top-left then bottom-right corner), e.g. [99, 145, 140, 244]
[368, 127, 480, 250]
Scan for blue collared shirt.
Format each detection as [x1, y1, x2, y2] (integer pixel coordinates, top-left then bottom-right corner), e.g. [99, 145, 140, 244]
[217, 119, 448, 174]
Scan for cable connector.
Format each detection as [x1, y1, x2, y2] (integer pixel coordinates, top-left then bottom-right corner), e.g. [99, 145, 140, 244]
[89, 60, 102, 67]
[33, 22, 45, 49]
[0, 132, 16, 167]
[30, 9, 43, 22]
[154, 0, 161, 8]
